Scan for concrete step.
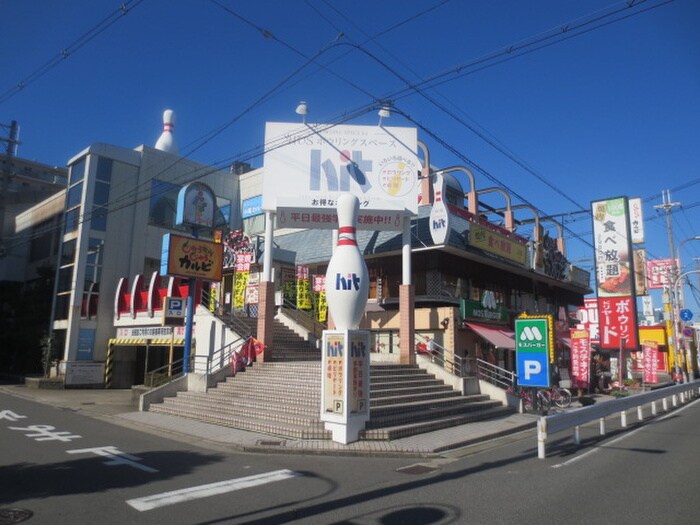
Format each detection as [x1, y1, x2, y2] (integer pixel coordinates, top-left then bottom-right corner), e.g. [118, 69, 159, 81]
[150, 404, 330, 439]
[158, 396, 321, 427]
[361, 406, 515, 440]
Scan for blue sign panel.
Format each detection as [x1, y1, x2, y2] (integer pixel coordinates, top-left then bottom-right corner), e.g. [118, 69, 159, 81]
[680, 309, 693, 322]
[241, 195, 263, 219]
[516, 352, 550, 388]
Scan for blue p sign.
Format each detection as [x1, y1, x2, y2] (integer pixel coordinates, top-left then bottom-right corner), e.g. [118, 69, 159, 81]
[515, 318, 551, 388]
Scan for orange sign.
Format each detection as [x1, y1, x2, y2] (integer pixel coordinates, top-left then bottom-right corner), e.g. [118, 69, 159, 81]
[162, 234, 223, 281]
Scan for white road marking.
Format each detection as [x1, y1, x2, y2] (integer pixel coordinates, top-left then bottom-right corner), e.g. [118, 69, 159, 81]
[126, 469, 304, 511]
[552, 398, 699, 468]
[67, 446, 158, 473]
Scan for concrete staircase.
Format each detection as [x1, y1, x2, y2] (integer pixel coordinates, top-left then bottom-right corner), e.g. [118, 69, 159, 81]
[225, 315, 321, 361]
[148, 362, 515, 441]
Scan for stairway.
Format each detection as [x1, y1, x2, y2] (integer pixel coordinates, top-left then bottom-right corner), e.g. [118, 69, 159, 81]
[148, 362, 515, 441]
[224, 315, 321, 361]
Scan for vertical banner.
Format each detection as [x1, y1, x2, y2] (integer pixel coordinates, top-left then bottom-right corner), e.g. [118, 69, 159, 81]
[633, 249, 647, 296]
[313, 275, 327, 322]
[629, 197, 645, 244]
[296, 265, 311, 309]
[570, 329, 591, 389]
[233, 253, 253, 308]
[643, 340, 659, 383]
[591, 197, 639, 349]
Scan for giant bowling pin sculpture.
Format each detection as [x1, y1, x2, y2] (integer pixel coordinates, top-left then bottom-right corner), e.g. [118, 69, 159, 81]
[325, 194, 369, 330]
[154, 109, 178, 154]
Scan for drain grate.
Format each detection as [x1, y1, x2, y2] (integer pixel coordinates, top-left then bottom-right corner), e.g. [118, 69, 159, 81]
[397, 464, 437, 475]
[0, 508, 33, 525]
[256, 439, 285, 446]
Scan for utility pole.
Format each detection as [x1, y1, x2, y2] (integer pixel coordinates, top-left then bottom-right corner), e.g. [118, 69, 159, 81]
[654, 190, 683, 381]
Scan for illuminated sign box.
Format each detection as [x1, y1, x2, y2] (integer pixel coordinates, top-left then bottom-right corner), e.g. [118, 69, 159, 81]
[161, 233, 223, 282]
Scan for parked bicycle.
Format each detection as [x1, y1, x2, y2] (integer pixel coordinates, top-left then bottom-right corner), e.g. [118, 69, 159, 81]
[507, 386, 551, 414]
[542, 385, 572, 408]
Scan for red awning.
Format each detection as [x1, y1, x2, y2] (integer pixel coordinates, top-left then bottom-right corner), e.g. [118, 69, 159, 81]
[466, 322, 516, 350]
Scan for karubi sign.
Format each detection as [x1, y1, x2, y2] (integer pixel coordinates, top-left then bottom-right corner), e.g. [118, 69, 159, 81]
[161, 233, 223, 282]
[262, 122, 421, 227]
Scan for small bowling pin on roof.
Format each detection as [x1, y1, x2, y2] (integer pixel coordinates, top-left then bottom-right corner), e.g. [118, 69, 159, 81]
[155, 109, 178, 154]
[325, 193, 369, 330]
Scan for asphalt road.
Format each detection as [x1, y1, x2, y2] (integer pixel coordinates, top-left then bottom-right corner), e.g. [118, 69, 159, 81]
[2, 391, 699, 524]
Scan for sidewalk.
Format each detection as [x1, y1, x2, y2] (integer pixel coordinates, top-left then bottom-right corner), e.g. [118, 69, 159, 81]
[1, 383, 609, 458]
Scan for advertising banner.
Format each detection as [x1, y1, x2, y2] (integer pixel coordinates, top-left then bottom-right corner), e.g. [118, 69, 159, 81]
[296, 265, 311, 309]
[646, 258, 677, 289]
[515, 317, 551, 388]
[591, 198, 638, 350]
[575, 298, 600, 344]
[629, 197, 645, 244]
[470, 222, 528, 266]
[643, 340, 659, 383]
[633, 249, 647, 296]
[570, 329, 591, 389]
[263, 122, 421, 216]
[598, 296, 638, 348]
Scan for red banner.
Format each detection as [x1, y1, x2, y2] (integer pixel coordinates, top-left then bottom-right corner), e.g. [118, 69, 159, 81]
[598, 296, 638, 349]
[643, 341, 659, 383]
[570, 329, 591, 389]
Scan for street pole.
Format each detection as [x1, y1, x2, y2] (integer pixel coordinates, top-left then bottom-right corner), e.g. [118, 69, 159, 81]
[654, 190, 681, 379]
[673, 270, 700, 383]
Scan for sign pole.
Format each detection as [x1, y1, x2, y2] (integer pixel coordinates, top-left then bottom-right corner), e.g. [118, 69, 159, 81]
[182, 228, 198, 375]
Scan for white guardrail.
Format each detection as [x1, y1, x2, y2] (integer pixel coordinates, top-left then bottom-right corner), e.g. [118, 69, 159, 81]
[537, 381, 700, 459]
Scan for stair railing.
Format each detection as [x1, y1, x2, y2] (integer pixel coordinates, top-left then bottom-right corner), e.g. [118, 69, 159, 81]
[279, 297, 326, 341]
[143, 354, 193, 388]
[414, 333, 469, 377]
[473, 358, 516, 390]
[200, 287, 256, 339]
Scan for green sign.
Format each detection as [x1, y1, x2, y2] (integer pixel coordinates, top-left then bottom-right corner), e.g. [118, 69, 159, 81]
[460, 299, 508, 323]
[515, 318, 550, 387]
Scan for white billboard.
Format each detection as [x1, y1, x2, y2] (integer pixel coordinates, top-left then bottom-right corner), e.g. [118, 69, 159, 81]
[263, 122, 421, 226]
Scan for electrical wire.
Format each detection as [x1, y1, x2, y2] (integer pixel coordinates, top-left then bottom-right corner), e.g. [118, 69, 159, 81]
[0, 0, 147, 106]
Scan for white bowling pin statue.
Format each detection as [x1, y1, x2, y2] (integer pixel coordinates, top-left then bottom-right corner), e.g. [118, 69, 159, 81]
[155, 109, 178, 154]
[325, 193, 369, 330]
[428, 172, 450, 245]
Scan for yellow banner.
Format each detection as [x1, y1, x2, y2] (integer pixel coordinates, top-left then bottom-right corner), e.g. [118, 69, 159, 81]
[233, 271, 248, 308]
[470, 223, 527, 265]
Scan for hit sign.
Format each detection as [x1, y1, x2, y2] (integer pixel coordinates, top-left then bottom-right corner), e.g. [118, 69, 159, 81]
[515, 318, 551, 388]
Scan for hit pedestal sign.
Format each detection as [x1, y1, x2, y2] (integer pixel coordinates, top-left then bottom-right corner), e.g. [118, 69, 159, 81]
[321, 193, 371, 444]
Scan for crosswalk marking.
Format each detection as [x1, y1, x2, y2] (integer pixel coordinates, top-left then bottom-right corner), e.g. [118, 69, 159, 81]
[126, 469, 303, 511]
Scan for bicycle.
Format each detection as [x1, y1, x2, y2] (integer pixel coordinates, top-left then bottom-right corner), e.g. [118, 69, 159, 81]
[507, 386, 550, 414]
[543, 385, 572, 408]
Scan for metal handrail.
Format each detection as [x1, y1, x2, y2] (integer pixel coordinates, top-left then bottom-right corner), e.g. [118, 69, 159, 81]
[414, 333, 469, 377]
[473, 358, 516, 390]
[279, 297, 326, 340]
[143, 354, 193, 388]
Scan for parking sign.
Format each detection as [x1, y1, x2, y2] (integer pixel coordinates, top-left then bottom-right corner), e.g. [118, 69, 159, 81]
[515, 318, 550, 387]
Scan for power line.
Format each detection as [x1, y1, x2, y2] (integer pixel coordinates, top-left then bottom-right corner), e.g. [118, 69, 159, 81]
[0, 0, 147, 106]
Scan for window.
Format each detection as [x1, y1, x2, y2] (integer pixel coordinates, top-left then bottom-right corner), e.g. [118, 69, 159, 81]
[69, 159, 85, 185]
[61, 239, 77, 266]
[89, 157, 111, 232]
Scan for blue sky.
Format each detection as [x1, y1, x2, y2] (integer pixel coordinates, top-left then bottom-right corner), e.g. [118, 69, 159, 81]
[3, 0, 700, 315]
